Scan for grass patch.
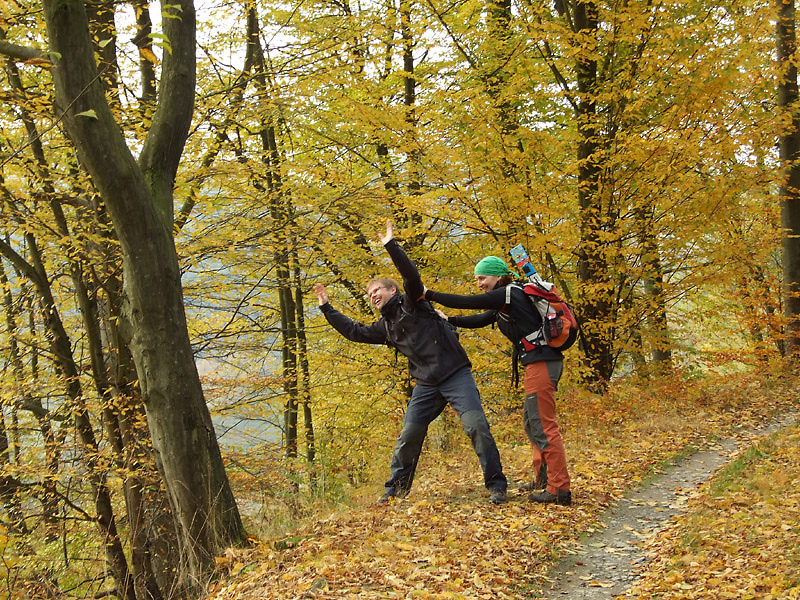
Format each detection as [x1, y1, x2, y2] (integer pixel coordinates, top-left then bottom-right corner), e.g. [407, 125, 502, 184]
[708, 441, 771, 497]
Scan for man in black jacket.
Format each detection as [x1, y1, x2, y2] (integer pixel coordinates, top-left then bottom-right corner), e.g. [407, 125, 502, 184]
[314, 220, 508, 504]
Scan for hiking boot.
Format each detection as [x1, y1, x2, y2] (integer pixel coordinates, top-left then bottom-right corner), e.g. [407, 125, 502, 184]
[518, 464, 548, 492]
[489, 489, 508, 505]
[377, 487, 409, 504]
[376, 491, 396, 504]
[529, 489, 572, 506]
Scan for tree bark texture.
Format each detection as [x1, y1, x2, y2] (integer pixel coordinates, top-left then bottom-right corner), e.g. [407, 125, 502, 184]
[636, 203, 673, 370]
[570, 0, 614, 386]
[294, 279, 316, 466]
[245, 12, 302, 460]
[777, 0, 800, 356]
[42, 0, 244, 591]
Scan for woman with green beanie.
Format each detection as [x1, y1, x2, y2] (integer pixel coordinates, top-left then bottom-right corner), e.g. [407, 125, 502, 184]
[425, 256, 572, 506]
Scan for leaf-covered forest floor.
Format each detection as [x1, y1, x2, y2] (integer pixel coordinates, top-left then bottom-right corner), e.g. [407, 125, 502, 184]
[207, 369, 800, 600]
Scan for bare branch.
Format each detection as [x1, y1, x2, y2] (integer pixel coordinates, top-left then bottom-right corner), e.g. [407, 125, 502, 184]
[0, 40, 48, 64]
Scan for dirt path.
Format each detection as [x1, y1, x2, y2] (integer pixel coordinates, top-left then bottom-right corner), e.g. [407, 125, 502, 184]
[540, 410, 799, 599]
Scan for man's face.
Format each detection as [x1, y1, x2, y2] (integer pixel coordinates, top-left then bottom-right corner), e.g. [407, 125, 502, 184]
[367, 282, 396, 310]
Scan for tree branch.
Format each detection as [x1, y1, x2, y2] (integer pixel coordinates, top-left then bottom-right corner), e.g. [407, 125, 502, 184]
[0, 40, 47, 64]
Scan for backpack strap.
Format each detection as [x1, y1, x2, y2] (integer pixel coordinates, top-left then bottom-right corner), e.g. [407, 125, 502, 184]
[504, 283, 515, 311]
[503, 282, 547, 349]
[503, 282, 529, 312]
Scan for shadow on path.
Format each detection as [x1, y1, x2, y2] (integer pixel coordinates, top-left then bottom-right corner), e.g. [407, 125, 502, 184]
[541, 410, 800, 599]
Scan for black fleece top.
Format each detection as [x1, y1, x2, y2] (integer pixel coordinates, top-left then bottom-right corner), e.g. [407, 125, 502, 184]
[319, 240, 471, 385]
[425, 284, 563, 365]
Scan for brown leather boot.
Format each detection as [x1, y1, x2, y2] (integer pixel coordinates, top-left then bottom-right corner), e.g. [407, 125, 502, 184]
[529, 489, 571, 506]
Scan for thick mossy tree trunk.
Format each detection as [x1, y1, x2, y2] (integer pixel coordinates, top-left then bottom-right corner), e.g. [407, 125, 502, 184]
[42, 0, 245, 593]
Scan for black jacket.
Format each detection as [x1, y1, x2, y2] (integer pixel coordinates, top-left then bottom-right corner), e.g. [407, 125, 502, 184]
[320, 240, 471, 385]
[425, 283, 563, 365]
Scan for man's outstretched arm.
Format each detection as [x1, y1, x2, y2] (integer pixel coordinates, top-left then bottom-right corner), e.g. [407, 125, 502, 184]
[315, 283, 387, 344]
[381, 219, 425, 301]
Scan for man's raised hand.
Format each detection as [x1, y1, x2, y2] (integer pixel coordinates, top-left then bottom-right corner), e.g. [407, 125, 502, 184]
[314, 283, 329, 306]
[379, 219, 394, 245]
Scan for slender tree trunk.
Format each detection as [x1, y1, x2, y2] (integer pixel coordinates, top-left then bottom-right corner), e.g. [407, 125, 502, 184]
[258, 93, 299, 462]
[376, 0, 399, 193]
[0, 376, 27, 536]
[1, 234, 136, 600]
[264, 139, 298, 460]
[245, 7, 301, 460]
[777, 0, 800, 356]
[486, 0, 518, 143]
[84, 0, 120, 103]
[279, 260, 299, 460]
[294, 272, 316, 467]
[636, 203, 672, 370]
[0, 257, 62, 539]
[399, 0, 424, 244]
[131, 0, 157, 105]
[644, 273, 672, 367]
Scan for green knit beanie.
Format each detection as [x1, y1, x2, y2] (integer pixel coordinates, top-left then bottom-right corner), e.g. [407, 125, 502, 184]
[474, 256, 517, 277]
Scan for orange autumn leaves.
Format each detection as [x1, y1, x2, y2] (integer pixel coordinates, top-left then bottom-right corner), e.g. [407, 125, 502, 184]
[207, 370, 799, 600]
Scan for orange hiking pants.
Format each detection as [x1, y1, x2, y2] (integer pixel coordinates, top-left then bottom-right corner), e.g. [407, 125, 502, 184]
[523, 360, 570, 494]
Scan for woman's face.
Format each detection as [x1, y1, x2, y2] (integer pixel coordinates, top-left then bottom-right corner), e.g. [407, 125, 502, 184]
[475, 274, 501, 293]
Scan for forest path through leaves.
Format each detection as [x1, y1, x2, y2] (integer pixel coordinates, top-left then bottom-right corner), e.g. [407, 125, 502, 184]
[539, 409, 800, 599]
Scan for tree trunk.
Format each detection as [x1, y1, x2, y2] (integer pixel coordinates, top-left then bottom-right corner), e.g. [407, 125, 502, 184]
[104, 270, 184, 599]
[572, 0, 614, 387]
[0, 261, 30, 537]
[0, 257, 61, 540]
[42, 0, 245, 592]
[644, 272, 673, 368]
[244, 8, 301, 461]
[7, 43, 182, 595]
[294, 272, 316, 467]
[636, 203, 672, 370]
[399, 0, 424, 245]
[1, 234, 136, 600]
[131, 0, 157, 105]
[777, 0, 800, 356]
[262, 106, 299, 463]
[0, 413, 27, 538]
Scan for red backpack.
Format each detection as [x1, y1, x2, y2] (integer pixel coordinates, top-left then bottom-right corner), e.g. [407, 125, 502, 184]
[513, 282, 578, 352]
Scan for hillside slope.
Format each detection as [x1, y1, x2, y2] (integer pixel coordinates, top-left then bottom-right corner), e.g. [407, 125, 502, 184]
[207, 374, 799, 599]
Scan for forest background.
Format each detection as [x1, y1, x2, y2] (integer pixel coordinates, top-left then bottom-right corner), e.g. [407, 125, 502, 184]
[1, 0, 799, 598]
